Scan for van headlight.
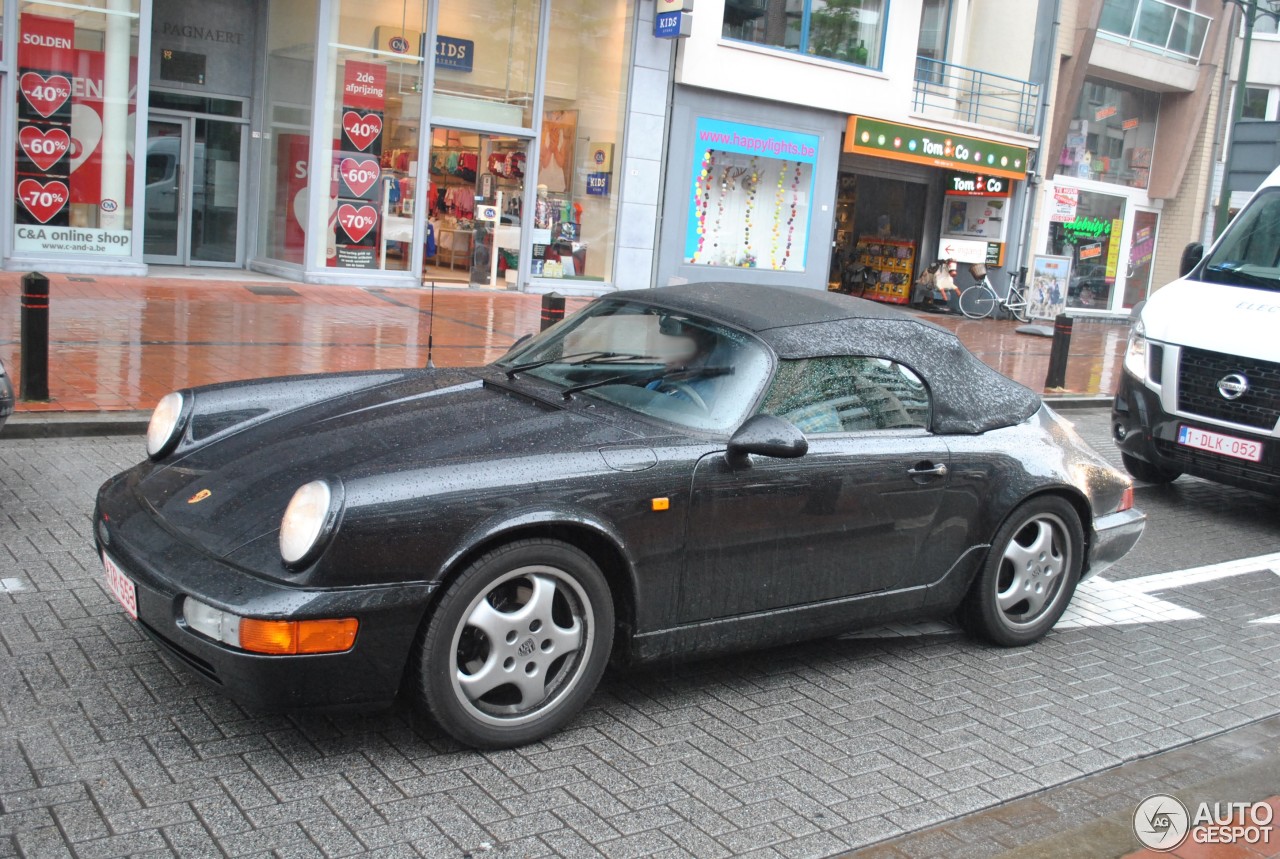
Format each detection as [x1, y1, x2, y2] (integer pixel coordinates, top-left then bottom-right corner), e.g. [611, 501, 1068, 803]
[280, 480, 342, 567]
[146, 392, 187, 458]
[1123, 318, 1148, 382]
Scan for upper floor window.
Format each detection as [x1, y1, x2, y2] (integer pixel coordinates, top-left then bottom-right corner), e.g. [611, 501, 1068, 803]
[1098, 0, 1212, 62]
[722, 0, 887, 69]
[1058, 78, 1160, 189]
[1243, 87, 1269, 120]
[758, 356, 931, 434]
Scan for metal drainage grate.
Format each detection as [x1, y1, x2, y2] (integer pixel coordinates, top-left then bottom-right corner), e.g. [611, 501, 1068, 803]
[245, 285, 300, 297]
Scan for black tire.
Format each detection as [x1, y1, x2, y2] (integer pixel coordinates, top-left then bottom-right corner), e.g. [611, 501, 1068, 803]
[414, 539, 613, 748]
[1121, 452, 1181, 485]
[960, 496, 1084, 647]
[959, 285, 996, 319]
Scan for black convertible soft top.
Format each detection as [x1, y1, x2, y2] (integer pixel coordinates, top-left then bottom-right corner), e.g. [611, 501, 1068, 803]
[611, 282, 1042, 435]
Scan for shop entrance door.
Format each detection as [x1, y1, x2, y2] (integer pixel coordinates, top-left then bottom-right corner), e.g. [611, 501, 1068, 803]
[424, 128, 530, 287]
[143, 116, 245, 266]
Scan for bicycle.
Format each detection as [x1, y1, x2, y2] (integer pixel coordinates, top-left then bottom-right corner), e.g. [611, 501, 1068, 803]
[958, 264, 1029, 322]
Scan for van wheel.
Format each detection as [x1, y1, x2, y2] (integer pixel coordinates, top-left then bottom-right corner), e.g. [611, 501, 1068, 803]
[1121, 452, 1180, 485]
[414, 540, 613, 749]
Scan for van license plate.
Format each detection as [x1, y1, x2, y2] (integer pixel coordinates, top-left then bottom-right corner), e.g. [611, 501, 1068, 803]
[1177, 425, 1263, 462]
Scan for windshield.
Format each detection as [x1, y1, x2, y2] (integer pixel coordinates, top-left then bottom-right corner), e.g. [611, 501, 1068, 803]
[498, 299, 772, 432]
[1201, 188, 1280, 291]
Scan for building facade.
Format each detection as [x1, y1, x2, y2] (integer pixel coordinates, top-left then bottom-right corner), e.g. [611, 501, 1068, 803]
[1030, 0, 1234, 315]
[0, 0, 672, 292]
[654, 0, 1049, 306]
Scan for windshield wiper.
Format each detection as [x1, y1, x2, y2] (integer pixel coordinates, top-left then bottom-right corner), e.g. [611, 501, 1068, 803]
[560, 366, 733, 399]
[503, 351, 650, 379]
[1205, 264, 1279, 289]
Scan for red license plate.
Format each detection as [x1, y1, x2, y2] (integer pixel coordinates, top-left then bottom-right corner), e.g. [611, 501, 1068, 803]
[1177, 425, 1264, 462]
[102, 553, 138, 620]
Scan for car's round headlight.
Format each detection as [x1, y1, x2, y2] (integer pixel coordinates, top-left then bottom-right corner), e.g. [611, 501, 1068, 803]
[146, 392, 186, 458]
[280, 480, 336, 566]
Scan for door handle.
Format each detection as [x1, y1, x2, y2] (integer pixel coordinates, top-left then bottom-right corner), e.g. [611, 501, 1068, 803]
[907, 462, 948, 478]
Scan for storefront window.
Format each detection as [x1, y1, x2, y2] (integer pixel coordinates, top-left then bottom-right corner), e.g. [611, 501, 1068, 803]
[319, 0, 428, 272]
[434, 0, 539, 129]
[13, 1, 140, 258]
[1057, 78, 1159, 189]
[257, 0, 317, 265]
[1123, 209, 1158, 308]
[533, 0, 633, 283]
[685, 118, 819, 272]
[723, 0, 886, 69]
[1046, 186, 1126, 310]
[830, 173, 924, 305]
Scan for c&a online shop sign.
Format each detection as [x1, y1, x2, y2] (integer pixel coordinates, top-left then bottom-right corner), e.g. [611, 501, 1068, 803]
[14, 13, 133, 256]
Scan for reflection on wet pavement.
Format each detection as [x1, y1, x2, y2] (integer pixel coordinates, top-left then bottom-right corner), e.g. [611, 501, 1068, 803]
[0, 274, 1128, 413]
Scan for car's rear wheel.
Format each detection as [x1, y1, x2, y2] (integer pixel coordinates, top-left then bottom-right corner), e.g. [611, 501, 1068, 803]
[1121, 452, 1181, 485]
[415, 539, 613, 748]
[960, 496, 1083, 646]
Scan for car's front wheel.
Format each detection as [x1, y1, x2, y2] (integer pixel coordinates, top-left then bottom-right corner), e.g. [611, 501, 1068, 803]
[414, 539, 613, 748]
[960, 496, 1083, 647]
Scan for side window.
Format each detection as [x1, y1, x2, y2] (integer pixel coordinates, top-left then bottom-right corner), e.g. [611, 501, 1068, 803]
[758, 356, 931, 434]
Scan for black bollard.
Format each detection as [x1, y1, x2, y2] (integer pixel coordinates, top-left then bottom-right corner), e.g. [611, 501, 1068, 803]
[1044, 313, 1074, 390]
[540, 291, 565, 331]
[20, 272, 50, 401]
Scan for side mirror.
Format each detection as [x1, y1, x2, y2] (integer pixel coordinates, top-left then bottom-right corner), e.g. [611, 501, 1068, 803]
[1179, 242, 1203, 278]
[726, 415, 808, 465]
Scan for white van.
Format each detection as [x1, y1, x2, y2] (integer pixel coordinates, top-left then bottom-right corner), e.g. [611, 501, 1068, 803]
[1112, 164, 1280, 495]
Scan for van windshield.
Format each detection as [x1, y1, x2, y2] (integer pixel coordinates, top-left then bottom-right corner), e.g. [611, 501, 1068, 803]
[1201, 188, 1280, 291]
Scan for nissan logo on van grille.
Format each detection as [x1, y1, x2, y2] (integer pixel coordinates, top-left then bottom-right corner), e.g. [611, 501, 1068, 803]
[1217, 373, 1249, 400]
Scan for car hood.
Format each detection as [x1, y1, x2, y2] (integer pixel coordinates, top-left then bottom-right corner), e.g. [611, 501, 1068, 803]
[1143, 279, 1280, 358]
[138, 369, 644, 558]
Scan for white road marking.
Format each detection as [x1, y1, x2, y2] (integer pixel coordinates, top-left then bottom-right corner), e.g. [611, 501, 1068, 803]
[843, 551, 1280, 639]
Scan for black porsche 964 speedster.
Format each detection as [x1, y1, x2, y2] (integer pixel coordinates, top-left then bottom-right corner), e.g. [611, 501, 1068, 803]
[95, 282, 1144, 748]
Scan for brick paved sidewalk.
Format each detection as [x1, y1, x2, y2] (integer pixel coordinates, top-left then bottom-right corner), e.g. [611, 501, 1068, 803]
[0, 271, 1126, 416]
[851, 715, 1280, 858]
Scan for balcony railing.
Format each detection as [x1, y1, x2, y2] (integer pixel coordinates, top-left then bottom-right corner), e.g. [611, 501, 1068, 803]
[1098, 0, 1211, 62]
[912, 58, 1040, 135]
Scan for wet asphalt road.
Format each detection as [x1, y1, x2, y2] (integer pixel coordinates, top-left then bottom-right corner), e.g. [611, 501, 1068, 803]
[1, 409, 1277, 858]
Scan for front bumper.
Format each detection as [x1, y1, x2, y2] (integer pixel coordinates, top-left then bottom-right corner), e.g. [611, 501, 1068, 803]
[95, 471, 438, 711]
[1085, 507, 1145, 580]
[1113, 373, 1280, 495]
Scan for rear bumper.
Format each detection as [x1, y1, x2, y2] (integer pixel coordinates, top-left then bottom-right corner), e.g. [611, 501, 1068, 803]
[1086, 508, 1145, 580]
[1113, 373, 1280, 496]
[95, 471, 437, 712]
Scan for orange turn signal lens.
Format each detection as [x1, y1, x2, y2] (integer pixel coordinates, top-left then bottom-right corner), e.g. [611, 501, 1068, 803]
[238, 617, 358, 655]
[1116, 486, 1134, 513]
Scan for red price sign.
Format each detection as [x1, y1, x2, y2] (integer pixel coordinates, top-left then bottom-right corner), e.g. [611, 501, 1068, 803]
[19, 72, 72, 118]
[18, 178, 70, 223]
[339, 157, 381, 197]
[336, 203, 378, 243]
[19, 126, 72, 170]
[341, 111, 383, 152]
